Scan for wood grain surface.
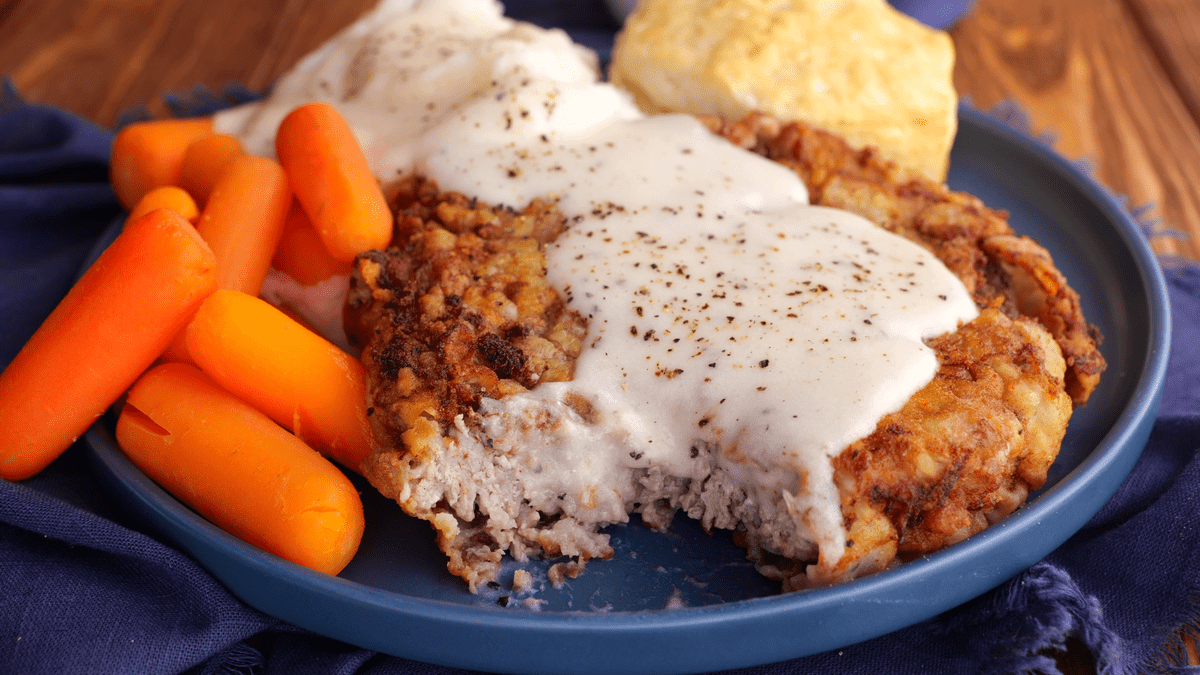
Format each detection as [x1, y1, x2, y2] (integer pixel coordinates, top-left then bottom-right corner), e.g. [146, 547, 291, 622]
[951, 0, 1200, 262]
[0, 0, 373, 122]
[0, 0, 1193, 672]
[1, 0, 1195, 262]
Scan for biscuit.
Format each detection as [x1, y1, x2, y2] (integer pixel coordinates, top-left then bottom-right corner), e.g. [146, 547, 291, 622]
[610, 0, 958, 181]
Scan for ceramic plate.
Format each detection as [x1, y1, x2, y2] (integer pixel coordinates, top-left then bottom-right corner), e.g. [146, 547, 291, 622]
[85, 106, 1171, 674]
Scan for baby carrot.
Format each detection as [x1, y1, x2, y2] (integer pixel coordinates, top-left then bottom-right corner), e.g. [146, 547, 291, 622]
[185, 289, 374, 472]
[0, 209, 217, 480]
[117, 363, 364, 576]
[158, 326, 196, 366]
[275, 102, 392, 262]
[271, 200, 353, 286]
[179, 133, 246, 207]
[161, 155, 290, 365]
[110, 118, 214, 210]
[129, 186, 200, 224]
[195, 155, 291, 295]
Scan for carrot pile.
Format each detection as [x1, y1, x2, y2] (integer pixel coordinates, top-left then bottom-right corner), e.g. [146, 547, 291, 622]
[0, 102, 394, 577]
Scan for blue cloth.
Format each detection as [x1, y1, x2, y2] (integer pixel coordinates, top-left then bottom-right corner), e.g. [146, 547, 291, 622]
[889, 0, 977, 29]
[2, 2, 1199, 672]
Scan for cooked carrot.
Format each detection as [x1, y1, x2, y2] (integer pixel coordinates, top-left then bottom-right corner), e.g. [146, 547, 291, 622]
[110, 118, 214, 210]
[275, 102, 392, 263]
[271, 200, 353, 285]
[129, 186, 200, 224]
[196, 155, 291, 295]
[185, 289, 373, 472]
[116, 363, 364, 576]
[159, 155, 291, 365]
[179, 133, 246, 207]
[0, 209, 217, 480]
[158, 326, 196, 366]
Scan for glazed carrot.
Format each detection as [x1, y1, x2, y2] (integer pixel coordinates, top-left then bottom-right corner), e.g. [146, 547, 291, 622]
[185, 289, 374, 472]
[159, 155, 291, 365]
[196, 155, 291, 295]
[275, 102, 392, 262]
[271, 200, 353, 286]
[116, 363, 364, 576]
[129, 186, 200, 224]
[179, 133, 246, 207]
[110, 118, 214, 210]
[0, 209, 216, 480]
[159, 325, 196, 366]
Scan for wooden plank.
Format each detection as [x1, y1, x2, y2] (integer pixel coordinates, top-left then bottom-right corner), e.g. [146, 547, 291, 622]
[1125, 0, 1200, 129]
[0, 0, 25, 30]
[0, 0, 375, 125]
[951, 0, 1200, 261]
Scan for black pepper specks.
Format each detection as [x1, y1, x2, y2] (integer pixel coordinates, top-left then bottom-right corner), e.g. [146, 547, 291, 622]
[476, 333, 526, 380]
[418, 89, 974, 483]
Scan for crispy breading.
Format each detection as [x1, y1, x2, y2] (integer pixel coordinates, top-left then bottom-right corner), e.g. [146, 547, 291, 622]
[347, 176, 587, 451]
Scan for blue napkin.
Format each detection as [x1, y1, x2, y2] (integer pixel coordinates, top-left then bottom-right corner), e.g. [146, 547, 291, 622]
[3, 2, 1199, 672]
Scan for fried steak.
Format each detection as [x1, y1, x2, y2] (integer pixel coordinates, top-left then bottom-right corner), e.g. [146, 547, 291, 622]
[346, 114, 1105, 592]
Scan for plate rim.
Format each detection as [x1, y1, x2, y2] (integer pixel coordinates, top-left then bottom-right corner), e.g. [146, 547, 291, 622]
[83, 105, 1173, 674]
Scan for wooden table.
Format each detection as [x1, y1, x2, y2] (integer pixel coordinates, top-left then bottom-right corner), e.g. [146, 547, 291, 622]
[0, 0, 1193, 672]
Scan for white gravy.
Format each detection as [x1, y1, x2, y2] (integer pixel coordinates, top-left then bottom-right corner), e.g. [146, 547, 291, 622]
[215, 0, 979, 568]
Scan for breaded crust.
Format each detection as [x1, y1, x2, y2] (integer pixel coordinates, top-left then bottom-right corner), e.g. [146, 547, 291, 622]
[347, 176, 587, 450]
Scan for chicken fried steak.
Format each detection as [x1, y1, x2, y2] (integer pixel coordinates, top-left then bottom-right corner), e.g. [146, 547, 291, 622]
[347, 116, 1103, 592]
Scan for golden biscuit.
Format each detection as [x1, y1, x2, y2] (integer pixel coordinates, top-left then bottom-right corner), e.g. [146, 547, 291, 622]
[610, 0, 958, 181]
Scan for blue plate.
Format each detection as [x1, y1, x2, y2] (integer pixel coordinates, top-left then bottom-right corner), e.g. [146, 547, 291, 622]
[85, 106, 1171, 674]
